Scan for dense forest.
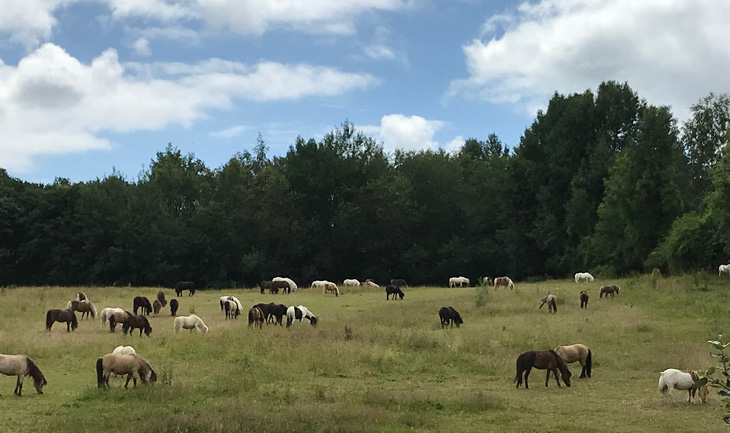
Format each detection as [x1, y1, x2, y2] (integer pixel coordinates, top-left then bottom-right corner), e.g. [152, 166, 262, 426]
[1, 81, 730, 288]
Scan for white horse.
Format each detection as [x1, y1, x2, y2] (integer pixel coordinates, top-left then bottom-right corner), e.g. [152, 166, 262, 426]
[112, 346, 137, 356]
[574, 272, 594, 283]
[362, 279, 379, 287]
[658, 368, 708, 403]
[449, 276, 469, 287]
[343, 279, 360, 286]
[274, 277, 298, 292]
[100, 307, 125, 329]
[311, 280, 328, 289]
[719, 264, 730, 276]
[173, 315, 209, 334]
[286, 305, 317, 327]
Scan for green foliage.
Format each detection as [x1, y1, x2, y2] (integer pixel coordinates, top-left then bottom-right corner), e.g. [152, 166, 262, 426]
[475, 285, 488, 308]
[701, 337, 730, 425]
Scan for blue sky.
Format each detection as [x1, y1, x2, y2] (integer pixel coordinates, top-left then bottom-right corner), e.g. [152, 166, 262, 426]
[1, 0, 729, 183]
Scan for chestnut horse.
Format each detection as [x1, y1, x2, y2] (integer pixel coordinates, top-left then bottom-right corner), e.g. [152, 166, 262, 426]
[45, 309, 78, 332]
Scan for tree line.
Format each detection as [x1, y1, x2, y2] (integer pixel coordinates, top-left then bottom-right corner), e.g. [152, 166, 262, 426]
[1, 81, 729, 288]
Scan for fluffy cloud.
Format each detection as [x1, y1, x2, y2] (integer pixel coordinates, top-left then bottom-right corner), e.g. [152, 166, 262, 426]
[0, 0, 65, 48]
[449, 0, 730, 118]
[360, 114, 445, 153]
[132, 38, 152, 56]
[445, 135, 465, 153]
[0, 44, 375, 172]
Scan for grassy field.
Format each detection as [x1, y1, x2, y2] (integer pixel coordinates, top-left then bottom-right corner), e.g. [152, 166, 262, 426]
[0, 274, 728, 432]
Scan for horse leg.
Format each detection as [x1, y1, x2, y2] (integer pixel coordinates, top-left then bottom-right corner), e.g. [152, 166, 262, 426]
[553, 369, 562, 387]
[524, 368, 531, 389]
[579, 360, 586, 378]
[14, 375, 23, 396]
[124, 374, 132, 389]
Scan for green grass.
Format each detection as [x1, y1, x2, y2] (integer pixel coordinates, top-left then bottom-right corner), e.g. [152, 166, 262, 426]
[0, 276, 727, 432]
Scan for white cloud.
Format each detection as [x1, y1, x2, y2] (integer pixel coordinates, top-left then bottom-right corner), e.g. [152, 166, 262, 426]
[210, 124, 247, 138]
[0, 44, 375, 172]
[132, 37, 152, 56]
[449, 0, 730, 119]
[0, 0, 67, 49]
[106, 0, 196, 21]
[360, 114, 445, 153]
[445, 135, 465, 153]
[362, 26, 409, 68]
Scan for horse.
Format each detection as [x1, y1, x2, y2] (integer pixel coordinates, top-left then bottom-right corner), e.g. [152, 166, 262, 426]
[252, 303, 274, 324]
[599, 285, 619, 298]
[248, 307, 265, 329]
[343, 279, 360, 286]
[122, 314, 152, 336]
[259, 280, 272, 294]
[96, 354, 156, 389]
[133, 296, 152, 316]
[493, 276, 514, 290]
[108, 311, 129, 332]
[311, 280, 328, 289]
[271, 280, 291, 294]
[268, 304, 288, 325]
[45, 309, 78, 332]
[219, 296, 243, 316]
[720, 264, 730, 277]
[100, 307, 124, 329]
[514, 350, 572, 389]
[152, 299, 162, 316]
[75, 292, 87, 302]
[363, 279, 379, 287]
[223, 300, 240, 319]
[0, 354, 47, 396]
[386, 285, 404, 300]
[482, 276, 494, 286]
[156, 290, 167, 307]
[449, 276, 469, 287]
[170, 299, 179, 316]
[574, 272, 594, 283]
[538, 294, 557, 313]
[67, 300, 97, 319]
[658, 369, 709, 403]
[273, 277, 298, 292]
[175, 281, 196, 296]
[438, 306, 463, 328]
[390, 279, 408, 287]
[579, 291, 589, 308]
[112, 346, 136, 356]
[324, 282, 340, 297]
[554, 344, 592, 378]
[174, 315, 209, 334]
[286, 305, 317, 327]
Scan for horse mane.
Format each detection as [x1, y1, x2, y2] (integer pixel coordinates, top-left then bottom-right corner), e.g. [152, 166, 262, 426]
[24, 357, 46, 384]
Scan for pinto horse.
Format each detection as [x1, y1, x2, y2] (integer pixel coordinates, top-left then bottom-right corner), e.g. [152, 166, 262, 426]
[514, 350, 572, 389]
[286, 305, 317, 327]
[0, 354, 47, 396]
[67, 300, 97, 319]
[554, 344, 592, 378]
[323, 282, 340, 297]
[100, 307, 124, 329]
[46, 309, 78, 332]
[659, 369, 709, 403]
[97, 354, 156, 389]
[493, 276, 514, 290]
[122, 314, 152, 336]
[438, 306, 463, 328]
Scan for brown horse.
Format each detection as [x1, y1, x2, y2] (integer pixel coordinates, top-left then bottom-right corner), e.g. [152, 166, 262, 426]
[108, 311, 129, 332]
[153, 299, 162, 316]
[554, 344, 592, 378]
[75, 292, 87, 302]
[494, 276, 514, 290]
[579, 291, 589, 308]
[67, 300, 97, 319]
[46, 309, 78, 332]
[600, 285, 619, 298]
[323, 282, 340, 296]
[170, 299, 179, 316]
[0, 354, 47, 396]
[156, 290, 167, 307]
[122, 314, 152, 336]
[514, 350, 572, 389]
[96, 353, 156, 389]
[248, 307, 265, 329]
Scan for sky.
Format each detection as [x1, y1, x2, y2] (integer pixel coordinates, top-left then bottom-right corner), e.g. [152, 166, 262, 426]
[1, 0, 729, 184]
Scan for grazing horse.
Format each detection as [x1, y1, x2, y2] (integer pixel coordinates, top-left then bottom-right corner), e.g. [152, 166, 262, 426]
[574, 272, 594, 283]
[286, 305, 317, 327]
[97, 354, 156, 389]
[169, 299, 179, 316]
[363, 279, 379, 287]
[482, 277, 494, 286]
[122, 314, 152, 336]
[133, 296, 152, 316]
[343, 279, 360, 286]
[67, 300, 97, 319]
[223, 300, 239, 319]
[514, 350, 572, 389]
[156, 290, 167, 307]
[385, 285, 405, 300]
[720, 264, 730, 277]
[538, 295, 557, 313]
[259, 280, 272, 294]
[658, 369, 709, 403]
[108, 311, 130, 332]
[0, 354, 47, 396]
[219, 296, 243, 317]
[554, 344, 592, 378]
[438, 306, 463, 328]
[449, 276, 469, 287]
[273, 277, 298, 292]
[248, 307, 265, 329]
[175, 281, 196, 296]
[311, 280, 327, 289]
[269, 304, 288, 325]
[100, 307, 124, 329]
[152, 300, 162, 316]
[46, 309, 78, 332]
[271, 280, 291, 294]
[75, 292, 87, 302]
[599, 285, 619, 298]
[324, 282, 340, 297]
[174, 315, 209, 334]
[493, 276, 514, 290]
[579, 291, 589, 308]
[390, 279, 408, 287]
[112, 346, 136, 356]
[252, 303, 274, 324]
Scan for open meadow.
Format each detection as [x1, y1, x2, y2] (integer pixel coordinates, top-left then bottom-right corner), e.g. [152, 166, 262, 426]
[0, 275, 728, 432]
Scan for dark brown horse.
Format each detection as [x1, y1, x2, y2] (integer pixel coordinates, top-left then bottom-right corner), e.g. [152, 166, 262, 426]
[579, 291, 589, 308]
[170, 299, 179, 316]
[46, 309, 78, 332]
[156, 290, 167, 307]
[270, 280, 291, 294]
[438, 306, 463, 328]
[152, 299, 162, 316]
[599, 285, 619, 298]
[514, 350, 572, 389]
[133, 296, 152, 316]
[386, 285, 404, 300]
[175, 281, 195, 296]
[259, 280, 272, 294]
[122, 314, 152, 336]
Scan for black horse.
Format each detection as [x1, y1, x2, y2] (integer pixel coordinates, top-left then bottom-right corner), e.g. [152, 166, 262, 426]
[175, 281, 196, 297]
[269, 304, 288, 325]
[390, 279, 408, 287]
[169, 299, 179, 316]
[386, 285, 405, 300]
[156, 290, 167, 307]
[122, 314, 152, 336]
[270, 280, 290, 294]
[259, 280, 272, 294]
[439, 306, 463, 328]
[133, 296, 152, 316]
[45, 309, 78, 332]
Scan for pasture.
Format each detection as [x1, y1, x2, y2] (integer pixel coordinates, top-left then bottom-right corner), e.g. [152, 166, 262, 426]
[0, 274, 727, 432]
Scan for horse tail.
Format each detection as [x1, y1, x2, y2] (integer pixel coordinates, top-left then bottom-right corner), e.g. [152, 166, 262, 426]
[658, 371, 668, 394]
[45, 310, 52, 330]
[585, 349, 592, 377]
[96, 357, 105, 388]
